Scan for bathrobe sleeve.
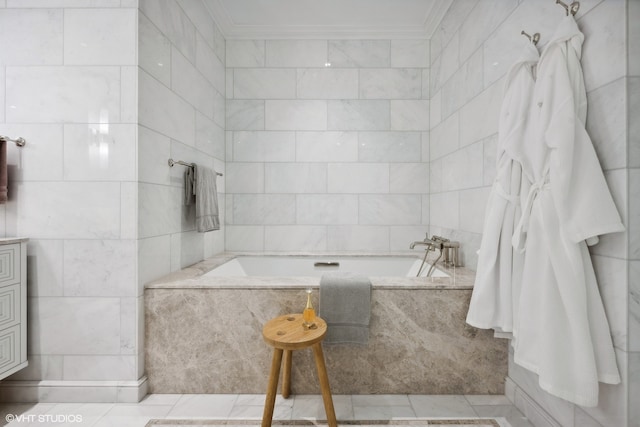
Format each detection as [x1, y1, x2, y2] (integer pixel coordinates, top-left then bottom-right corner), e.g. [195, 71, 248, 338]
[541, 43, 624, 244]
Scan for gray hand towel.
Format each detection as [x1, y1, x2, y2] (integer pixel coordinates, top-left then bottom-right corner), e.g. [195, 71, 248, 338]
[319, 272, 372, 345]
[185, 164, 220, 232]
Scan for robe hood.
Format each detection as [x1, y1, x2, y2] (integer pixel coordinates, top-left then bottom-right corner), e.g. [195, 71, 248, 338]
[543, 15, 584, 60]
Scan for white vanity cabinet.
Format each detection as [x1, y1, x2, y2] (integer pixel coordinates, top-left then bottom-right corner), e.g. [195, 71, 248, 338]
[0, 238, 28, 380]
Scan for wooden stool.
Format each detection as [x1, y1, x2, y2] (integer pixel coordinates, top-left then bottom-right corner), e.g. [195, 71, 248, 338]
[261, 313, 337, 427]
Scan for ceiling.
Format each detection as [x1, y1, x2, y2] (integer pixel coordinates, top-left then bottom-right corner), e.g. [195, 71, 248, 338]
[204, 0, 453, 39]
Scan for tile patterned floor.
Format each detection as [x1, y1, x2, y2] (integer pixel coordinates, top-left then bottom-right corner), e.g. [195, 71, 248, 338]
[0, 394, 535, 427]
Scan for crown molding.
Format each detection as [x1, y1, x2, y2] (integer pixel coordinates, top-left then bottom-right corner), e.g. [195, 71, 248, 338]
[204, 0, 451, 40]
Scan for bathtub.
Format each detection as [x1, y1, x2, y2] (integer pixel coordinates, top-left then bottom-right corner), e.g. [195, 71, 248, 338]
[145, 253, 507, 395]
[204, 255, 449, 278]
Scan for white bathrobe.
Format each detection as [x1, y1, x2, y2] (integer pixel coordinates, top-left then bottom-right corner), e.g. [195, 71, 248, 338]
[511, 16, 624, 407]
[466, 42, 538, 338]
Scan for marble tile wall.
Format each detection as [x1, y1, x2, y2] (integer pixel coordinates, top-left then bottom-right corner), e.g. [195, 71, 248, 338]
[0, 0, 142, 400]
[137, 0, 226, 282]
[429, 0, 635, 426]
[225, 39, 430, 252]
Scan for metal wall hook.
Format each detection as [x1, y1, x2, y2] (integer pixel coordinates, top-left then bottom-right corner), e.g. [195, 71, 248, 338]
[556, 0, 580, 16]
[521, 30, 540, 45]
[0, 135, 26, 147]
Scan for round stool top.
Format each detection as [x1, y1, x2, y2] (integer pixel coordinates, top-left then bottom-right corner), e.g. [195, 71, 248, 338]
[262, 313, 327, 350]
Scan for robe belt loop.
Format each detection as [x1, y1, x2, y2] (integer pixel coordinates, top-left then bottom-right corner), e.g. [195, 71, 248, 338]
[494, 181, 519, 205]
[512, 177, 550, 253]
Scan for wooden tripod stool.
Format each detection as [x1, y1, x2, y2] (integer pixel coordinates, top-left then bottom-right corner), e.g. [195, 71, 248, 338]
[261, 313, 337, 427]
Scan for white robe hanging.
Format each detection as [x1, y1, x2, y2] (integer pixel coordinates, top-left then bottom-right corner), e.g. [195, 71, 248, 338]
[511, 16, 624, 407]
[466, 42, 538, 338]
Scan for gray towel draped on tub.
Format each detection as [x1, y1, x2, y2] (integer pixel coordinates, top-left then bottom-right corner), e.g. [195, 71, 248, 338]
[319, 273, 372, 345]
[184, 164, 220, 232]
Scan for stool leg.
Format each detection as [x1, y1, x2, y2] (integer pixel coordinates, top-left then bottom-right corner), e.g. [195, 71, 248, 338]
[262, 348, 283, 427]
[312, 343, 337, 427]
[282, 349, 292, 398]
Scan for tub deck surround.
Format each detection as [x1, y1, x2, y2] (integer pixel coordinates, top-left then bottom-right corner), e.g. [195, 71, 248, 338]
[145, 253, 507, 395]
[145, 252, 476, 290]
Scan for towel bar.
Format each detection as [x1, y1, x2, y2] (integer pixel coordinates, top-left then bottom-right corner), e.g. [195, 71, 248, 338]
[168, 158, 222, 176]
[0, 135, 26, 147]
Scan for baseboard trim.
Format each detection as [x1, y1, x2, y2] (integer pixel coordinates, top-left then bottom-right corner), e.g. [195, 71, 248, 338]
[0, 376, 148, 403]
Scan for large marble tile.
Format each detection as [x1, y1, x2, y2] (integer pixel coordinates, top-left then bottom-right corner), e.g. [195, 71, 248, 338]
[6, 355, 63, 381]
[139, 12, 171, 86]
[430, 0, 477, 65]
[195, 111, 225, 160]
[196, 33, 225, 95]
[441, 142, 484, 192]
[226, 40, 265, 68]
[266, 40, 328, 68]
[9, 182, 121, 239]
[167, 394, 237, 419]
[586, 77, 626, 171]
[459, 82, 501, 147]
[391, 39, 429, 68]
[265, 100, 327, 131]
[264, 226, 327, 252]
[389, 163, 429, 194]
[327, 100, 390, 131]
[296, 195, 358, 225]
[224, 226, 264, 252]
[3, 124, 63, 181]
[6, 0, 119, 5]
[171, 47, 216, 119]
[430, 32, 459, 95]
[0, 9, 62, 65]
[25, 240, 63, 297]
[63, 239, 137, 297]
[233, 69, 296, 100]
[297, 68, 359, 100]
[93, 404, 173, 427]
[458, 0, 518, 65]
[63, 124, 136, 181]
[179, 0, 216, 51]
[358, 132, 421, 162]
[389, 226, 429, 252]
[390, 100, 429, 131]
[225, 163, 264, 193]
[139, 126, 171, 186]
[64, 9, 136, 65]
[327, 163, 389, 194]
[430, 192, 459, 230]
[6, 66, 121, 124]
[139, 0, 196, 63]
[630, 78, 640, 168]
[231, 194, 296, 225]
[30, 297, 121, 355]
[358, 195, 422, 225]
[264, 163, 327, 193]
[458, 187, 491, 234]
[430, 112, 459, 160]
[328, 40, 390, 68]
[291, 395, 353, 421]
[120, 66, 138, 124]
[295, 131, 358, 162]
[62, 356, 136, 381]
[139, 70, 195, 145]
[629, 169, 640, 260]
[409, 395, 476, 417]
[630, 0, 640, 76]
[591, 255, 628, 352]
[139, 235, 171, 288]
[442, 48, 483, 119]
[580, 0, 626, 91]
[232, 131, 295, 162]
[327, 225, 390, 252]
[226, 100, 265, 131]
[359, 69, 421, 100]
[138, 183, 181, 238]
[631, 261, 640, 353]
